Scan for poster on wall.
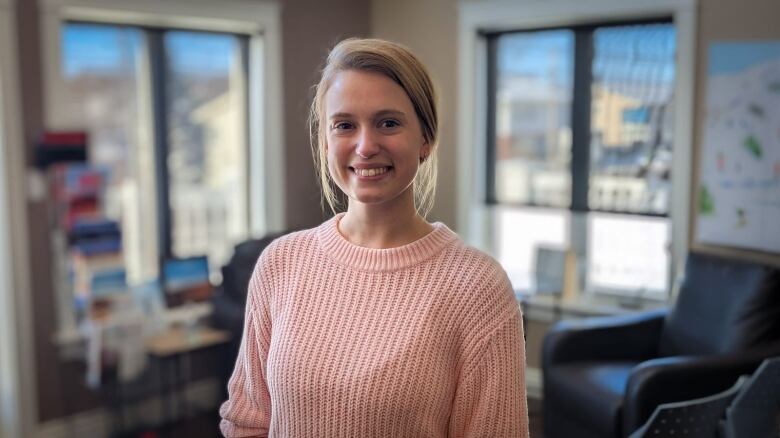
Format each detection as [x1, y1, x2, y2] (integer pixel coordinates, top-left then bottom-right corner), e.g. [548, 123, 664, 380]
[696, 41, 780, 253]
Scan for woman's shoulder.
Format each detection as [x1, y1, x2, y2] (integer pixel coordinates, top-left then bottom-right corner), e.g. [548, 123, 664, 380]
[257, 226, 320, 265]
[434, 238, 519, 353]
[439, 236, 510, 286]
[247, 225, 322, 293]
[434, 236, 516, 312]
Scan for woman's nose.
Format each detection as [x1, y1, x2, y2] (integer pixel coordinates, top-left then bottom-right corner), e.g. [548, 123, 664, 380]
[355, 128, 380, 158]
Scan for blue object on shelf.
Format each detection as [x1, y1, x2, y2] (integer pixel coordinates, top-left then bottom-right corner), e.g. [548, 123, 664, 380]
[90, 268, 127, 296]
[72, 237, 122, 256]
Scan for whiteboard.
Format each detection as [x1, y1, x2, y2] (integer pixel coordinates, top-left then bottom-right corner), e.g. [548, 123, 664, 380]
[696, 41, 780, 254]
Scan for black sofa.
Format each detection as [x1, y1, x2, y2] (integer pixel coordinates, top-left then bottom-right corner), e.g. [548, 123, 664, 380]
[542, 252, 780, 438]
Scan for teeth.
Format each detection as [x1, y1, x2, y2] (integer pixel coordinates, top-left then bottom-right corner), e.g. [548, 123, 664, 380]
[355, 167, 388, 177]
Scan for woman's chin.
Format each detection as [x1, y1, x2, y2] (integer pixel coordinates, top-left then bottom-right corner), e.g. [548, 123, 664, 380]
[347, 190, 405, 207]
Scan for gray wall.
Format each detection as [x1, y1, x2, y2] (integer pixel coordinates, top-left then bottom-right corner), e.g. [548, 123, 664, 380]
[282, 0, 371, 230]
[372, 0, 459, 227]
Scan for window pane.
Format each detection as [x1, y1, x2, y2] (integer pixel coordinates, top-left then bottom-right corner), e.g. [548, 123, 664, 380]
[164, 31, 249, 272]
[495, 31, 574, 207]
[586, 212, 670, 295]
[589, 23, 676, 214]
[62, 23, 159, 284]
[494, 206, 570, 293]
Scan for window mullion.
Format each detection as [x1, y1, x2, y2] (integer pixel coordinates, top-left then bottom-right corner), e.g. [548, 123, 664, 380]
[570, 28, 593, 213]
[570, 28, 594, 293]
[147, 29, 172, 265]
[239, 35, 252, 231]
[485, 35, 499, 204]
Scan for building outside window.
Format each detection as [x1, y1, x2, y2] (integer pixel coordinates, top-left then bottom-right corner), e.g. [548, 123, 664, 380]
[486, 21, 676, 298]
[61, 23, 250, 283]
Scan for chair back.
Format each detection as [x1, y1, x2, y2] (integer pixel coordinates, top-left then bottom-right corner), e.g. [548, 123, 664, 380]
[659, 253, 780, 357]
[220, 234, 282, 302]
[723, 357, 780, 438]
[628, 376, 747, 438]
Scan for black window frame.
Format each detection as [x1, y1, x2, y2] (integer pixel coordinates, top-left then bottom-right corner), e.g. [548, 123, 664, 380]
[484, 17, 675, 219]
[64, 21, 252, 274]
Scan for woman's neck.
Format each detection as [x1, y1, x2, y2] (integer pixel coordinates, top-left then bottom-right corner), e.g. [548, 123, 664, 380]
[339, 200, 433, 249]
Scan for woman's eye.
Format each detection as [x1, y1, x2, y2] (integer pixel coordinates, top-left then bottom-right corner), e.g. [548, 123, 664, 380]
[333, 122, 353, 131]
[380, 119, 400, 129]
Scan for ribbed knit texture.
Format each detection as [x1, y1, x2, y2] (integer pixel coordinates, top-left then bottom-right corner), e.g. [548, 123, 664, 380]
[219, 214, 529, 437]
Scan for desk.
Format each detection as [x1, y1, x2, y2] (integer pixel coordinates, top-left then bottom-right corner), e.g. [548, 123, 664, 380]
[145, 326, 231, 430]
[146, 326, 231, 357]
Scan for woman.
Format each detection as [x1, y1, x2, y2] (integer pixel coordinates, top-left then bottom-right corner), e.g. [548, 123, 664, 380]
[219, 38, 529, 437]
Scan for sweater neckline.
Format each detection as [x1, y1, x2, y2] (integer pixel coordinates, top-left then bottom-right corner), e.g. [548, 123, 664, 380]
[316, 213, 458, 272]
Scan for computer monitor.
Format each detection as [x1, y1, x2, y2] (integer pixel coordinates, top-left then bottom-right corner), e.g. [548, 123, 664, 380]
[162, 256, 212, 306]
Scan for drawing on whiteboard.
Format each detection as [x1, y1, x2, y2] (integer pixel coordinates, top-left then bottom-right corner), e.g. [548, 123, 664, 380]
[743, 135, 763, 159]
[700, 185, 715, 215]
[736, 208, 747, 229]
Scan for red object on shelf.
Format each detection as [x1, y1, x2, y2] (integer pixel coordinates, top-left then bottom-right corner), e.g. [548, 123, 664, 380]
[36, 131, 88, 168]
[49, 164, 107, 201]
[40, 131, 88, 146]
[63, 197, 100, 231]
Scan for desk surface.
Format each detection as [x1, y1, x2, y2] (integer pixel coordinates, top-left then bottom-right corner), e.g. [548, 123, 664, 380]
[146, 326, 231, 357]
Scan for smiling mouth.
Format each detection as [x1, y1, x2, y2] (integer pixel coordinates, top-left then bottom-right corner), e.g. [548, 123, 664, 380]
[350, 166, 392, 177]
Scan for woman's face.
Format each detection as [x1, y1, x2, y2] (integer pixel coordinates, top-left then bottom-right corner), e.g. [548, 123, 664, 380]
[324, 70, 428, 210]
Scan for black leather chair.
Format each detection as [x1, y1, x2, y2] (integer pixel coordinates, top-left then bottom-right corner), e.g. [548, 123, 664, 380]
[542, 253, 780, 438]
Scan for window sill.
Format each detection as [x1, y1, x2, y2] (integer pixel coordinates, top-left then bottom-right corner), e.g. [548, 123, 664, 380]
[516, 291, 667, 322]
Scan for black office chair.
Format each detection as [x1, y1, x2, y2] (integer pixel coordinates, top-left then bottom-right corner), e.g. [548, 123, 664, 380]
[722, 357, 780, 438]
[212, 232, 286, 339]
[211, 232, 287, 399]
[629, 375, 747, 438]
[542, 252, 780, 438]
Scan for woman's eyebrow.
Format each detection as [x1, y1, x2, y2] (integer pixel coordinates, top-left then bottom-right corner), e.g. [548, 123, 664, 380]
[328, 109, 407, 120]
[373, 109, 406, 119]
[329, 112, 353, 120]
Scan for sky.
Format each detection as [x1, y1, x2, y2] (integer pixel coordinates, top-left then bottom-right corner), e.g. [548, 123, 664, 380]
[498, 23, 676, 87]
[708, 41, 780, 75]
[62, 23, 238, 78]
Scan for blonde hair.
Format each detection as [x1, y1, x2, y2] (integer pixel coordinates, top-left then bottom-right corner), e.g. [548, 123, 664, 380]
[309, 38, 439, 217]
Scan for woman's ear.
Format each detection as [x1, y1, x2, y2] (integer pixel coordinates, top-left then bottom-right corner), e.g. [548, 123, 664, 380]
[419, 142, 430, 162]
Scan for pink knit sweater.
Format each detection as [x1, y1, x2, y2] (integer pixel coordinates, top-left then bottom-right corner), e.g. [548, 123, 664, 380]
[219, 214, 529, 437]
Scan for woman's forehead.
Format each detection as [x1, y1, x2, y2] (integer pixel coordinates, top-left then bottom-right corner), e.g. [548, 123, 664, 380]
[325, 70, 413, 116]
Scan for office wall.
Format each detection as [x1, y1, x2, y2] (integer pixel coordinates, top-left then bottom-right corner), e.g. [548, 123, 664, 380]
[690, 0, 780, 267]
[282, 0, 371, 230]
[371, 0, 459, 227]
[15, 0, 65, 423]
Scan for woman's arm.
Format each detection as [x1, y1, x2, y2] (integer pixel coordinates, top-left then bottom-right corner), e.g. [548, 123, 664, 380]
[448, 309, 530, 438]
[219, 266, 273, 437]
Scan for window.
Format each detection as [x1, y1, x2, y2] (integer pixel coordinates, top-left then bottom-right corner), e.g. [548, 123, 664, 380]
[486, 21, 677, 298]
[42, 0, 282, 341]
[61, 23, 250, 282]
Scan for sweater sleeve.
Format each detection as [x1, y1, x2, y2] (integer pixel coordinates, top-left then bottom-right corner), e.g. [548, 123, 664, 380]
[448, 307, 529, 438]
[219, 263, 273, 437]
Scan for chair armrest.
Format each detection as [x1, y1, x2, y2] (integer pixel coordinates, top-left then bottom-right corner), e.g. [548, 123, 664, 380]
[622, 341, 780, 437]
[542, 308, 668, 367]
